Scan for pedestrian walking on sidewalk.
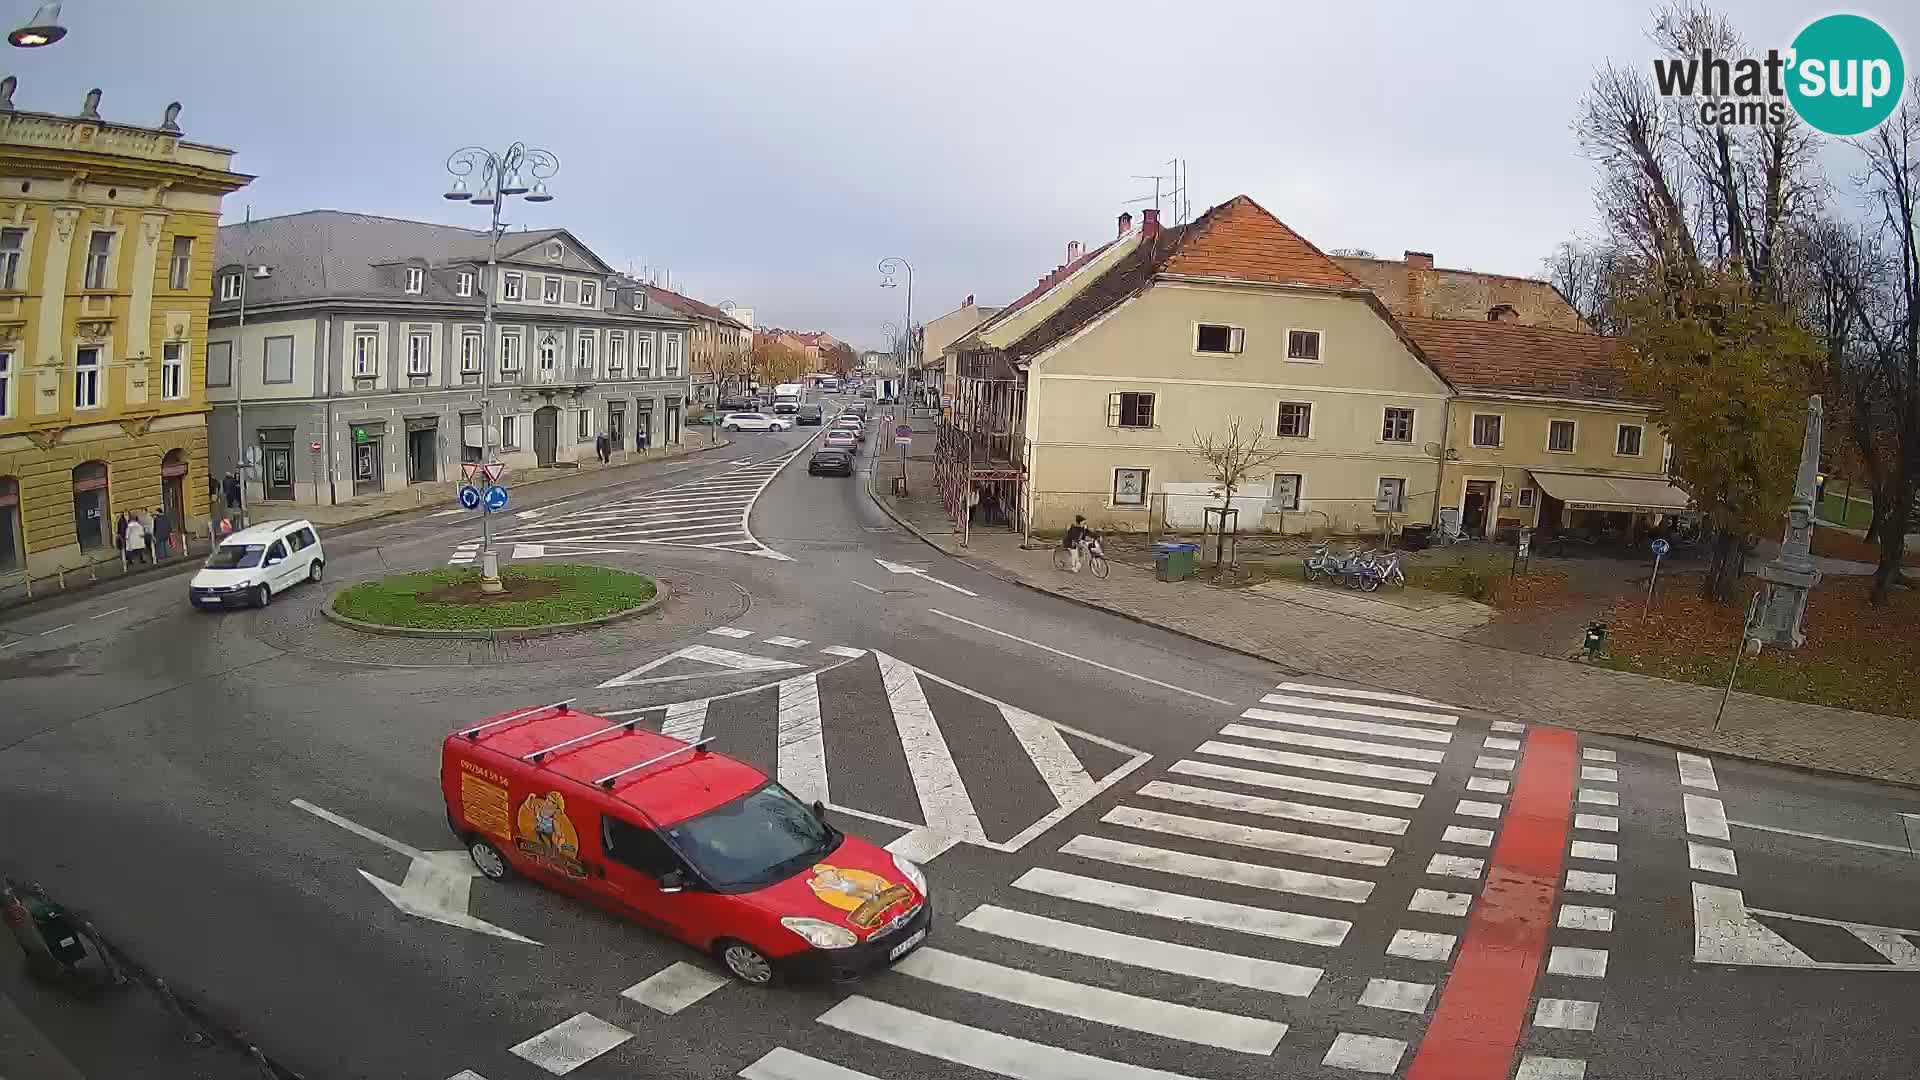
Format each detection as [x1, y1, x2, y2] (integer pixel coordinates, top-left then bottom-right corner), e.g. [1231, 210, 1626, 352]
[595, 432, 610, 464]
[152, 507, 173, 560]
[135, 509, 155, 565]
[124, 513, 147, 566]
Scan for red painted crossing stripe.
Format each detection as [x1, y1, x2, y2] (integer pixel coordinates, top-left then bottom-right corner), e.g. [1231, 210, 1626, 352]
[1407, 726, 1578, 1080]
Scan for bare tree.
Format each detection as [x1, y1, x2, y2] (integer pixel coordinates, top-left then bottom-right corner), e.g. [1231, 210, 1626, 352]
[1189, 418, 1292, 568]
[1543, 239, 1627, 333]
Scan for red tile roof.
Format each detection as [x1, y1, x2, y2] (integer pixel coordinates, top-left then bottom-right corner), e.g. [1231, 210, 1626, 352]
[1400, 317, 1623, 399]
[637, 283, 748, 327]
[1161, 195, 1364, 290]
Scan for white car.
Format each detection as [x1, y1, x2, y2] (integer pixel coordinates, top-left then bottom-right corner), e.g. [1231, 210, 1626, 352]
[721, 413, 793, 432]
[189, 519, 324, 609]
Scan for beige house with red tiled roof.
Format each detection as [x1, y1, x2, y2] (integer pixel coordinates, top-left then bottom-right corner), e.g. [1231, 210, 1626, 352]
[946, 195, 1688, 540]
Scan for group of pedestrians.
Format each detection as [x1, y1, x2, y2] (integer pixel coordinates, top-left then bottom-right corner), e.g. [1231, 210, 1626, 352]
[114, 507, 176, 567]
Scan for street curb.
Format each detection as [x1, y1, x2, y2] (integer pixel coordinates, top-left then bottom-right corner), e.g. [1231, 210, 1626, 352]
[864, 457, 1920, 791]
[320, 575, 667, 641]
[0, 438, 731, 617]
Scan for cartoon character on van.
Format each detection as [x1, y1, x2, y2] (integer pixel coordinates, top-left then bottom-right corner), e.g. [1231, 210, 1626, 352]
[807, 864, 917, 929]
[514, 791, 585, 878]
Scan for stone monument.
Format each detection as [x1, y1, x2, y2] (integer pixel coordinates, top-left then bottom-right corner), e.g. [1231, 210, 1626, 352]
[1752, 394, 1823, 650]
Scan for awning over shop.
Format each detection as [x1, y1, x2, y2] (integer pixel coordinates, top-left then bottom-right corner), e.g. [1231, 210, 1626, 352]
[1531, 471, 1694, 514]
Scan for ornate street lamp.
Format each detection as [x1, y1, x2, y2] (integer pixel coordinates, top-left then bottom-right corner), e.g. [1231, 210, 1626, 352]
[7, 1, 65, 47]
[442, 142, 560, 594]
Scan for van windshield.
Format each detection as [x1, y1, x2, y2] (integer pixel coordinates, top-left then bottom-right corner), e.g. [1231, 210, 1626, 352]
[205, 543, 266, 569]
[663, 784, 840, 890]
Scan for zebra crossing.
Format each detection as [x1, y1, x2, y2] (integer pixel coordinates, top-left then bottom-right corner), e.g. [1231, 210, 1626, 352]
[448, 454, 802, 565]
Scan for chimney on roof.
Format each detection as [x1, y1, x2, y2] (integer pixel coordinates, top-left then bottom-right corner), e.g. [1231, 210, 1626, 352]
[1142, 209, 1160, 241]
[1117, 211, 1133, 238]
[1066, 240, 1082, 264]
[964, 293, 974, 307]
[1404, 251, 1434, 318]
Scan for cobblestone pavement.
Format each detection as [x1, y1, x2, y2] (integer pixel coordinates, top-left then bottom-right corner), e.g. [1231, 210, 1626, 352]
[873, 438, 1920, 788]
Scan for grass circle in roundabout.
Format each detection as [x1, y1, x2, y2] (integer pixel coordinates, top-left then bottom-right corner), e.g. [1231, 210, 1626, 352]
[330, 563, 657, 631]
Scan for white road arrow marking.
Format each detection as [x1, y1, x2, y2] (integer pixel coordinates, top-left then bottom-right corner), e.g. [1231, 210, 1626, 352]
[873, 558, 978, 597]
[291, 799, 539, 945]
[516, 508, 545, 520]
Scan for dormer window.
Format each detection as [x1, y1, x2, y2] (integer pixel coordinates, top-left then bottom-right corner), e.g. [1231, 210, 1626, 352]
[580, 280, 598, 308]
[547, 242, 563, 262]
[1488, 303, 1519, 322]
[405, 266, 425, 294]
[456, 271, 474, 297]
[219, 272, 241, 302]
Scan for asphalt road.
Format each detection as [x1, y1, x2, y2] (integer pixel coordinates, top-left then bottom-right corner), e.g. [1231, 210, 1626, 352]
[1, 394, 1916, 1080]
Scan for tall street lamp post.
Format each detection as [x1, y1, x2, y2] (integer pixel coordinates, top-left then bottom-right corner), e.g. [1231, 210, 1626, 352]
[879, 257, 914, 403]
[443, 142, 558, 595]
[7, 1, 64, 47]
[232, 262, 272, 529]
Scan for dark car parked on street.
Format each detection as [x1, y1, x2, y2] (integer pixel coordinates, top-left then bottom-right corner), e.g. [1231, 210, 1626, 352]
[807, 448, 854, 477]
[796, 403, 824, 425]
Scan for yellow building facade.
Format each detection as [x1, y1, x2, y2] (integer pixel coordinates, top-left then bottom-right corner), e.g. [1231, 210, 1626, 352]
[0, 83, 250, 583]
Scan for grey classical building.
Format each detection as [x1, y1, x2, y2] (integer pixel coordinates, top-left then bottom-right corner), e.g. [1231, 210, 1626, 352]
[206, 211, 694, 506]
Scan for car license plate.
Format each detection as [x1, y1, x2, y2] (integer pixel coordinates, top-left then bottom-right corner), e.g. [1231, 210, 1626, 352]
[887, 928, 927, 961]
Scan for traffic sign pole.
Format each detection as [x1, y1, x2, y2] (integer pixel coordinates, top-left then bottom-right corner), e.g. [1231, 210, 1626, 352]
[1645, 537, 1670, 620]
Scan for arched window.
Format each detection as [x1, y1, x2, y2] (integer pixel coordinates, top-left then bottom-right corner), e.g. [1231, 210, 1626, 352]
[71, 461, 110, 552]
[0, 475, 21, 574]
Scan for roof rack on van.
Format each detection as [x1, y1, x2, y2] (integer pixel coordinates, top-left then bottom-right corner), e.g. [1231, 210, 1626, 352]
[595, 737, 713, 789]
[523, 715, 652, 764]
[460, 699, 574, 741]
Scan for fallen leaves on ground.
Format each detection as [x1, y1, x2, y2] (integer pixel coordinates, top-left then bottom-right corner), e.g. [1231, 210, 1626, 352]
[1810, 525, 1919, 567]
[1598, 571, 1920, 719]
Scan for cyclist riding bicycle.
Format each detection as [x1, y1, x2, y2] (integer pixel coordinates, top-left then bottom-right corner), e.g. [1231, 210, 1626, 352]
[1062, 515, 1096, 573]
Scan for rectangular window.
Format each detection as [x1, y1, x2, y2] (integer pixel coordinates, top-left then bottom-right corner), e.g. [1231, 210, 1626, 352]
[405, 267, 424, 294]
[407, 330, 431, 376]
[542, 277, 561, 304]
[1195, 323, 1244, 354]
[607, 332, 627, 375]
[1381, 407, 1414, 443]
[0, 350, 10, 417]
[456, 271, 473, 297]
[1548, 419, 1576, 453]
[502, 272, 523, 301]
[461, 331, 482, 374]
[635, 333, 655, 376]
[1287, 329, 1323, 362]
[603, 815, 682, 879]
[353, 331, 379, 377]
[1277, 401, 1312, 438]
[539, 333, 558, 371]
[1105, 391, 1155, 428]
[1471, 413, 1503, 448]
[500, 415, 517, 448]
[1375, 477, 1407, 513]
[73, 346, 100, 408]
[1271, 473, 1302, 512]
[499, 332, 521, 372]
[578, 408, 592, 440]
[206, 340, 232, 387]
[664, 333, 684, 376]
[83, 231, 113, 290]
[580, 281, 599, 307]
[1112, 467, 1148, 507]
[161, 343, 186, 399]
[263, 335, 294, 384]
[1519, 487, 1536, 507]
[168, 236, 192, 290]
[577, 331, 596, 373]
[0, 228, 24, 290]
[1616, 424, 1644, 456]
[219, 272, 241, 302]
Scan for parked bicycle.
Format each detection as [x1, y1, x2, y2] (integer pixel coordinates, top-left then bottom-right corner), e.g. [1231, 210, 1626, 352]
[1052, 536, 1109, 578]
[1347, 550, 1406, 591]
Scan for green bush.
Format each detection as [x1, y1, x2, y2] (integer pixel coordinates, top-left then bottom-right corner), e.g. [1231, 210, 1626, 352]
[332, 563, 656, 630]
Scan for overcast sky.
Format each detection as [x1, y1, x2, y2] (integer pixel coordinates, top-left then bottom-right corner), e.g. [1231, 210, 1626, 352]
[8, 1, 1914, 348]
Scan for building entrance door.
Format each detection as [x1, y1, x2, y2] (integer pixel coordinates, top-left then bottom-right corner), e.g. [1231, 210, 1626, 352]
[352, 440, 382, 496]
[263, 446, 294, 501]
[161, 449, 189, 537]
[1463, 479, 1496, 538]
[407, 424, 438, 483]
[533, 406, 560, 466]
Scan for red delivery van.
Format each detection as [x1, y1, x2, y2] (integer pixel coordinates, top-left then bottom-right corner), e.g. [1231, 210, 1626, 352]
[442, 701, 930, 984]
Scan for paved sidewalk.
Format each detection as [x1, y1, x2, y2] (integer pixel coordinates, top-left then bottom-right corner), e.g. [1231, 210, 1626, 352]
[0, 434, 729, 613]
[872, 433, 1920, 786]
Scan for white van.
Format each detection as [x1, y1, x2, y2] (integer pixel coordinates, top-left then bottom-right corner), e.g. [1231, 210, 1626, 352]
[189, 520, 325, 610]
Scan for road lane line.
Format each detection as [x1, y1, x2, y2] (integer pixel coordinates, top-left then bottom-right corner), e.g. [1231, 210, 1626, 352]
[38, 623, 73, 635]
[817, 996, 1208, 1080]
[660, 699, 709, 741]
[1455, 800, 1504, 819]
[1196, 739, 1435, 786]
[1467, 776, 1511, 795]
[621, 962, 728, 1014]
[1534, 998, 1600, 1030]
[926, 609, 1233, 706]
[1684, 793, 1731, 840]
[88, 606, 128, 619]
[1241, 706, 1453, 745]
[1687, 842, 1738, 875]
[1324, 1032, 1407, 1073]
[290, 798, 425, 861]
[893, 947, 1287, 1053]
[1476, 755, 1517, 772]
[1102, 804, 1395, 866]
[1406, 726, 1578, 1080]
[1011, 867, 1350, 946]
[1409, 888, 1474, 916]
[1273, 682, 1452, 708]
[1547, 946, 1609, 977]
[1443, 826, 1495, 847]
[1566, 870, 1615, 894]
[1676, 751, 1719, 790]
[509, 1013, 632, 1074]
[1137, 779, 1410, 835]
[1579, 788, 1618, 806]
[1570, 841, 1617, 862]
[1218, 723, 1446, 764]
[1173, 755, 1426, 806]
[1359, 978, 1435, 1013]
[1256, 692, 1457, 727]
[740, 1047, 882, 1080]
[1557, 904, 1615, 932]
[850, 580, 884, 593]
[1726, 819, 1911, 854]
[957, 904, 1321, 996]
[1001, 702, 1097, 807]
[1387, 929, 1456, 961]
[876, 650, 984, 850]
[776, 672, 827, 806]
[1426, 854, 1485, 879]
[1060, 834, 1375, 903]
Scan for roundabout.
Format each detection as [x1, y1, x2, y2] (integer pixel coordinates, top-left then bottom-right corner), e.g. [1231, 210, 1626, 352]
[322, 562, 661, 640]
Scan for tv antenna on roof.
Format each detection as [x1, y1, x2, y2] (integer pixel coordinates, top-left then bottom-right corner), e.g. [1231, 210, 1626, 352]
[1124, 158, 1190, 225]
